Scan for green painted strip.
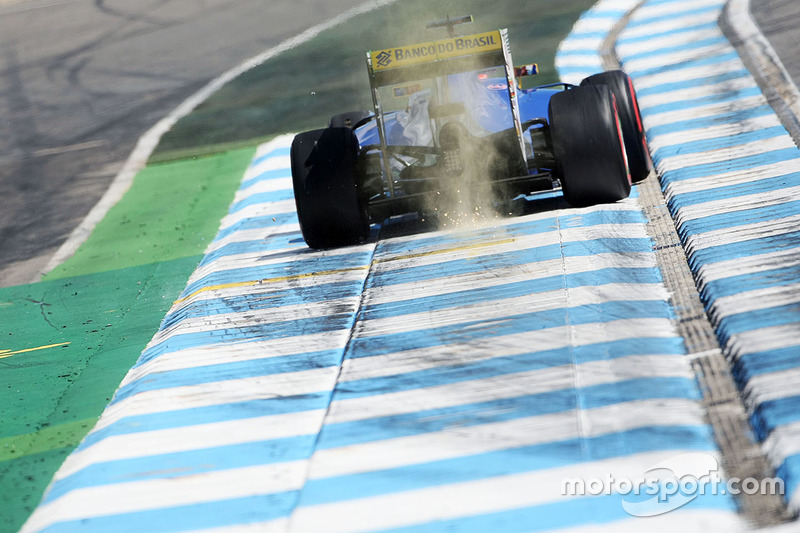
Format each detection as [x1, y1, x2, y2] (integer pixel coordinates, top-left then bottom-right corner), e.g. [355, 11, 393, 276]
[45, 148, 257, 279]
[0, 147, 255, 533]
[0, 418, 97, 463]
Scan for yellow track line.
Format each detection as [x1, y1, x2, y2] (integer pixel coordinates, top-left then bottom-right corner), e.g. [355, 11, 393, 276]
[0, 342, 71, 360]
[174, 237, 516, 305]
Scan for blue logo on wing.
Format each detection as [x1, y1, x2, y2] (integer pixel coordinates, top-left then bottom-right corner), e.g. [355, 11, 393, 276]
[376, 50, 392, 68]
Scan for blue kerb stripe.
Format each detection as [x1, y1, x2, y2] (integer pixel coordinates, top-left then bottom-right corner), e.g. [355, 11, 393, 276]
[164, 265, 661, 329]
[627, 50, 740, 78]
[645, 105, 775, 137]
[198, 234, 306, 266]
[623, 36, 727, 62]
[563, 236, 654, 255]
[362, 267, 662, 322]
[136, 313, 354, 368]
[687, 230, 800, 271]
[180, 248, 374, 300]
[162, 279, 366, 325]
[644, 86, 763, 116]
[676, 200, 800, 239]
[240, 167, 291, 190]
[634, 69, 751, 97]
[113, 349, 342, 404]
[78, 391, 332, 452]
[375, 214, 558, 255]
[322, 374, 692, 450]
[734, 345, 800, 381]
[296, 426, 717, 507]
[334, 351, 689, 402]
[669, 171, 800, 208]
[111, 340, 694, 446]
[214, 212, 298, 241]
[625, 4, 722, 28]
[80, 342, 686, 453]
[347, 300, 674, 359]
[44, 434, 316, 504]
[776, 454, 800, 505]
[660, 148, 800, 183]
[229, 189, 294, 213]
[716, 304, 800, 347]
[557, 66, 603, 78]
[558, 49, 603, 57]
[370, 237, 654, 288]
[373, 208, 644, 257]
[654, 126, 787, 161]
[699, 263, 800, 302]
[751, 395, 800, 440]
[617, 20, 719, 45]
[143, 287, 669, 374]
[559, 31, 610, 41]
[48, 376, 695, 505]
[580, 9, 629, 18]
[41, 491, 298, 533]
[251, 146, 290, 167]
[334, 341, 692, 401]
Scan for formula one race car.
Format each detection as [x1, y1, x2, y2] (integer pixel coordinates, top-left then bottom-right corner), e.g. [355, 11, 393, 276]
[291, 16, 650, 248]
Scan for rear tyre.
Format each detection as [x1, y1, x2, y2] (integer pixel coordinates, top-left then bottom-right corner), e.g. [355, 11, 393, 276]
[548, 85, 631, 207]
[581, 70, 651, 182]
[291, 127, 370, 248]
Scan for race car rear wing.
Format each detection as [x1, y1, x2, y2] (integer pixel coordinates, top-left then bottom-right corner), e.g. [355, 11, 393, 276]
[367, 30, 507, 86]
[366, 28, 527, 193]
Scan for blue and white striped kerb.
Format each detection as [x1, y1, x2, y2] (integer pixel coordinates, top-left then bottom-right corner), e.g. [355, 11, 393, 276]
[21, 154, 741, 530]
[614, 0, 800, 515]
[556, 0, 640, 85]
[21, 5, 753, 531]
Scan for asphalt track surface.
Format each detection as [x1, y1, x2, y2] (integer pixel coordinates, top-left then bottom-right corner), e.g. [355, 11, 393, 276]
[0, 0, 368, 288]
[751, 0, 800, 88]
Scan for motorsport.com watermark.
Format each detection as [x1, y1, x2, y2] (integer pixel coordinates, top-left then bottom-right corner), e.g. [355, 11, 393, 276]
[561, 452, 784, 517]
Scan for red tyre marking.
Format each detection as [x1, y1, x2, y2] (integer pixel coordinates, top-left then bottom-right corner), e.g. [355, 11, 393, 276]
[611, 95, 632, 185]
[626, 75, 651, 169]
[626, 76, 644, 134]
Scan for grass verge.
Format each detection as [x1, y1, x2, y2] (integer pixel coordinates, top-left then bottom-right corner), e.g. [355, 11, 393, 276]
[0, 148, 254, 533]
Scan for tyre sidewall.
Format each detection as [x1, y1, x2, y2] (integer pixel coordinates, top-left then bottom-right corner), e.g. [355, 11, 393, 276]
[291, 128, 369, 248]
[581, 70, 650, 182]
[548, 85, 631, 207]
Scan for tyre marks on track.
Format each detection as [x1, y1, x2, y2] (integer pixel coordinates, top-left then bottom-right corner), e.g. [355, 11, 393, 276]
[21, 133, 742, 530]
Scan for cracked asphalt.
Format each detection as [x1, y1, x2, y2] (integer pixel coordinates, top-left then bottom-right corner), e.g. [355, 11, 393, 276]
[0, 0, 368, 288]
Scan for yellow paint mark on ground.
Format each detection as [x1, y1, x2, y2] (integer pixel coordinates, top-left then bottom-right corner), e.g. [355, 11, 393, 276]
[0, 342, 71, 360]
[174, 265, 371, 305]
[174, 237, 516, 305]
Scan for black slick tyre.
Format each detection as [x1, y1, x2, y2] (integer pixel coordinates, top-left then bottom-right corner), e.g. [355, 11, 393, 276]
[581, 70, 651, 182]
[548, 85, 631, 207]
[290, 127, 370, 248]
